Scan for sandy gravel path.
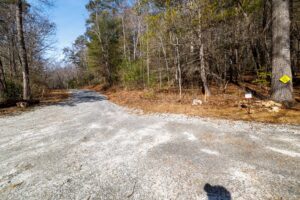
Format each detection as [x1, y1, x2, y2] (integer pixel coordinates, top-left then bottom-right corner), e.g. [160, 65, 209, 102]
[0, 90, 299, 200]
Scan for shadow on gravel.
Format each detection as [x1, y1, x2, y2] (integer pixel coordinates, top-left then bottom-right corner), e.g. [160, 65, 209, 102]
[58, 91, 107, 107]
[204, 183, 231, 200]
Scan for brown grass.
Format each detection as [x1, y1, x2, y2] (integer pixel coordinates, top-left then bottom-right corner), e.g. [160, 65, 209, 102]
[0, 90, 70, 117]
[103, 84, 300, 125]
[82, 85, 103, 92]
[40, 89, 70, 105]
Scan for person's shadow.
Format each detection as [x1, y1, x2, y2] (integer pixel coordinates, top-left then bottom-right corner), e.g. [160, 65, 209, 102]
[204, 183, 232, 200]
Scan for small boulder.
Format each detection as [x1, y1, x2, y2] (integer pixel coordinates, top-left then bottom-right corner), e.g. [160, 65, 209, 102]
[16, 102, 29, 108]
[262, 100, 282, 108]
[192, 99, 203, 106]
[237, 101, 249, 109]
[269, 106, 280, 113]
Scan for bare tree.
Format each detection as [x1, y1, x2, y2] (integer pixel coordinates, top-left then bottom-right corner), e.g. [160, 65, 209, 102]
[16, 0, 31, 100]
[0, 58, 6, 102]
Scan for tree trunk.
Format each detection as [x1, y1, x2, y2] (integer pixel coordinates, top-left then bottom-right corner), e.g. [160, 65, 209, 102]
[198, 5, 211, 97]
[175, 37, 182, 100]
[200, 43, 211, 97]
[146, 24, 150, 86]
[0, 58, 7, 102]
[133, 0, 141, 60]
[235, 48, 240, 83]
[104, 49, 112, 86]
[158, 47, 162, 89]
[94, 13, 112, 86]
[9, 37, 17, 78]
[121, 15, 127, 61]
[271, 0, 293, 103]
[159, 36, 170, 85]
[16, 0, 31, 100]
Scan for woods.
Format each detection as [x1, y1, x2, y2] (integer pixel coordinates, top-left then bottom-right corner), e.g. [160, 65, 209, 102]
[0, 0, 55, 104]
[0, 0, 299, 108]
[63, 0, 299, 105]
[1, 2, 300, 198]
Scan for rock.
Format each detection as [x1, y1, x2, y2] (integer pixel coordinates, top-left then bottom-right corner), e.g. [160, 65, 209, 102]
[192, 99, 203, 106]
[240, 104, 248, 108]
[16, 102, 29, 108]
[237, 101, 250, 109]
[262, 100, 282, 108]
[270, 106, 280, 113]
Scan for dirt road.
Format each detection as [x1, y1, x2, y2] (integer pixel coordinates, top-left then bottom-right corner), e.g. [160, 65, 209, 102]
[0, 90, 299, 200]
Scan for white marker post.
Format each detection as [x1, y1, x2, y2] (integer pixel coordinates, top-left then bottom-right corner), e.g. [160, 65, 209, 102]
[245, 92, 253, 114]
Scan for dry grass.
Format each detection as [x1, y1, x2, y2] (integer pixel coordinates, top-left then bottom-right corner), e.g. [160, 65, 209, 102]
[82, 85, 103, 92]
[0, 106, 27, 116]
[40, 89, 70, 105]
[0, 90, 70, 117]
[103, 84, 300, 125]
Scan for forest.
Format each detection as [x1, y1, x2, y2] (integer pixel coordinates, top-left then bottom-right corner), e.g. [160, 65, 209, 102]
[0, 0, 57, 105]
[1, 1, 300, 199]
[0, 0, 300, 110]
[64, 0, 300, 105]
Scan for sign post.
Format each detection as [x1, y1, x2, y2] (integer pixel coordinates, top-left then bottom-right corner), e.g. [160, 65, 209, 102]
[245, 92, 253, 114]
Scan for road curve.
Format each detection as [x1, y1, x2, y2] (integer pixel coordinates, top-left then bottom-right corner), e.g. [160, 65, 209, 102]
[0, 90, 299, 200]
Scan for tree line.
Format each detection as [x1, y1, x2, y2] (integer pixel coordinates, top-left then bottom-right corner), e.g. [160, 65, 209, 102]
[0, 0, 299, 106]
[0, 0, 55, 104]
[64, 0, 299, 104]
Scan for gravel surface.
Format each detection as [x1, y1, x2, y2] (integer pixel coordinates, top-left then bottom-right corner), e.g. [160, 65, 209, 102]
[0, 90, 299, 200]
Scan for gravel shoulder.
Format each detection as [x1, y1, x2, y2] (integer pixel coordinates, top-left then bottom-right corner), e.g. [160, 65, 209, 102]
[0, 90, 299, 200]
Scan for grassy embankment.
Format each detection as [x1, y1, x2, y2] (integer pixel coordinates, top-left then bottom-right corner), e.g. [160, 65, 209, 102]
[0, 90, 70, 116]
[85, 83, 300, 125]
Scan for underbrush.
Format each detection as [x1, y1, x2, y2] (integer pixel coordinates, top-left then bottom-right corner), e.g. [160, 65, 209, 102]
[0, 89, 70, 116]
[102, 83, 300, 125]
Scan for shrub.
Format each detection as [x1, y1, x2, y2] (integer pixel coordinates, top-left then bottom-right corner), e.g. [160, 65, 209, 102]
[4, 80, 22, 100]
[120, 60, 157, 88]
[253, 66, 271, 87]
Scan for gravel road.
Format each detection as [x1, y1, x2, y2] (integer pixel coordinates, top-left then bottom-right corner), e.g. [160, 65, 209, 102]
[0, 90, 299, 200]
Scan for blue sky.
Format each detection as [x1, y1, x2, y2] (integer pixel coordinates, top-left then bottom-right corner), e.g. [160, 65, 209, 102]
[28, 0, 89, 61]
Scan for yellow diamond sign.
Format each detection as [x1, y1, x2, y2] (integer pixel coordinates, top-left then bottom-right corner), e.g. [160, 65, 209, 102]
[280, 75, 291, 84]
